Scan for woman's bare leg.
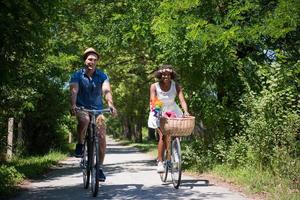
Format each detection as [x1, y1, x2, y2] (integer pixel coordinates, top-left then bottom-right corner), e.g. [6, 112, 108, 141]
[164, 132, 171, 160]
[157, 128, 164, 161]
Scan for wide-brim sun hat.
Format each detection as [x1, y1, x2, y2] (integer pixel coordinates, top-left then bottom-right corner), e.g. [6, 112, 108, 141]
[83, 47, 100, 60]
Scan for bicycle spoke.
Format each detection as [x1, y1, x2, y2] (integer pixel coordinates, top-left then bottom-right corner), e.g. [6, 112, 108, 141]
[91, 136, 99, 197]
[159, 149, 168, 182]
[171, 138, 182, 189]
[82, 140, 90, 189]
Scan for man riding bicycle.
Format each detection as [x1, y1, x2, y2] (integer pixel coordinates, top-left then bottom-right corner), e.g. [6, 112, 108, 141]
[69, 47, 117, 182]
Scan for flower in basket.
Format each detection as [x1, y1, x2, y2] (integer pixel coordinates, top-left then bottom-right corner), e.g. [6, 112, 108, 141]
[150, 97, 163, 117]
[163, 111, 177, 118]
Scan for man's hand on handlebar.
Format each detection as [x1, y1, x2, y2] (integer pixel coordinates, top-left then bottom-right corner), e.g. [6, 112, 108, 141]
[70, 105, 77, 116]
[109, 105, 118, 117]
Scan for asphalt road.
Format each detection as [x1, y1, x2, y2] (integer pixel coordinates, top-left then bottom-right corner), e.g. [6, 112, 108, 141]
[11, 136, 250, 200]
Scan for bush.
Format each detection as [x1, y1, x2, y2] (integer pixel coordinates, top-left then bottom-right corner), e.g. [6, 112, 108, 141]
[0, 165, 24, 197]
[181, 138, 216, 172]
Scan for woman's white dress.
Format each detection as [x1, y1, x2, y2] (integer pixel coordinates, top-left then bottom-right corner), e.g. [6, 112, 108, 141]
[147, 80, 183, 129]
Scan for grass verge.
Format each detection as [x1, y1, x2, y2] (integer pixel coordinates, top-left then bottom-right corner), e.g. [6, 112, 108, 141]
[0, 150, 69, 199]
[211, 165, 300, 200]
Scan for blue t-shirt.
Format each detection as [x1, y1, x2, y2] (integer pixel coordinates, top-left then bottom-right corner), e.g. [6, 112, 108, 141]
[70, 68, 109, 110]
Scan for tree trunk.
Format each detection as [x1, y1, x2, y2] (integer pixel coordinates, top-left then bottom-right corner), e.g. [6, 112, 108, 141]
[134, 120, 142, 143]
[123, 118, 132, 140]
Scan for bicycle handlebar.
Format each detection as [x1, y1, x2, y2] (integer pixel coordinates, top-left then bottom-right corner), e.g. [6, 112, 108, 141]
[75, 107, 112, 115]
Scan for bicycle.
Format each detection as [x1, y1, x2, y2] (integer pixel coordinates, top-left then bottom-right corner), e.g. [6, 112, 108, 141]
[159, 133, 182, 189]
[77, 107, 112, 197]
[158, 115, 195, 189]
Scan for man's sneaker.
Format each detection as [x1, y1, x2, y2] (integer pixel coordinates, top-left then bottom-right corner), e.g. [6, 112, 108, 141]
[74, 143, 84, 158]
[98, 169, 106, 182]
[157, 161, 165, 173]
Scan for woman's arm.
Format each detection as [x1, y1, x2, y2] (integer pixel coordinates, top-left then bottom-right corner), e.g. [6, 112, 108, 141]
[149, 83, 157, 103]
[176, 83, 190, 116]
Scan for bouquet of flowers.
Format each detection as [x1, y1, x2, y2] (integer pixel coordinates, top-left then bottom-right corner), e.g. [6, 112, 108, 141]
[150, 97, 163, 117]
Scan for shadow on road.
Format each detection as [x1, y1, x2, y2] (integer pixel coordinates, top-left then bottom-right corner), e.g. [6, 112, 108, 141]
[99, 183, 228, 200]
[15, 182, 229, 200]
[11, 138, 242, 200]
[105, 146, 141, 154]
[104, 159, 156, 175]
[180, 179, 213, 189]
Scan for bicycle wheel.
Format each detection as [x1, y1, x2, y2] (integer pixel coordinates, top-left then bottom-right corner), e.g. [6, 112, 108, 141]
[171, 137, 182, 189]
[82, 139, 90, 189]
[90, 127, 99, 197]
[159, 148, 168, 182]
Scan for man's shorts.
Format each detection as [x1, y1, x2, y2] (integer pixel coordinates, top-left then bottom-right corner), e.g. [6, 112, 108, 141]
[76, 110, 106, 130]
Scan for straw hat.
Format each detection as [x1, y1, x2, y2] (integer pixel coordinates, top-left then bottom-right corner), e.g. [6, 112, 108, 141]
[83, 47, 100, 60]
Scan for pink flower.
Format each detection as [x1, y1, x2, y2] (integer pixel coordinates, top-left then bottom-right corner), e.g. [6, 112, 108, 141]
[163, 111, 177, 118]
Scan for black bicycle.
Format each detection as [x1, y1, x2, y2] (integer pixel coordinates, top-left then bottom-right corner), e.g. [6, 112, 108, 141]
[77, 107, 111, 197]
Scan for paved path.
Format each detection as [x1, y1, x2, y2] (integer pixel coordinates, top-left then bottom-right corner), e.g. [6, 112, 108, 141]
[12, 137, 250, 200]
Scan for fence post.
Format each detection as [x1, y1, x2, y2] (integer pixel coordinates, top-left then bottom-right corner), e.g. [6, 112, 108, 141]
[7, 117, 14, 160]
[68, 132, 72, 144]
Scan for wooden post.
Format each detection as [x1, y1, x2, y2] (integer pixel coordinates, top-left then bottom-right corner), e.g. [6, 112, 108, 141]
[68, 132, 72, 144]
[7, 118, 14, 160]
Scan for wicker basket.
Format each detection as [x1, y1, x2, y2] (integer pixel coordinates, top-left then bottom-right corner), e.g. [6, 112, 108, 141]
[160, 116, 195, 136]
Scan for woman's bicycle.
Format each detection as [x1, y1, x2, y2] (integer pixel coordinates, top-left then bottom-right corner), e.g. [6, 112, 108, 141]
[159, 116, 195, 189]
[76, 107, 112, 197]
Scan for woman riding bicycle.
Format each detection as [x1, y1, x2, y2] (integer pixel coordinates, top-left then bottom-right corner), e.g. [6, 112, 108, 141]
[147, 64, 190, 173]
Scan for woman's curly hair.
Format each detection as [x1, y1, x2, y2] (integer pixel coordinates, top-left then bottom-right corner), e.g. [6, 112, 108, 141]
[154, 64, 177, 80]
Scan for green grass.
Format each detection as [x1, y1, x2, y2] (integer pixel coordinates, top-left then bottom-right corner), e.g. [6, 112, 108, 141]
[9, 151, 67, 179]
[212, 165, 300, 200]
[0, 150, 69, 198]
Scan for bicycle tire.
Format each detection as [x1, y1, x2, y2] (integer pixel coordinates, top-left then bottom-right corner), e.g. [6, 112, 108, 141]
[91, 125, 99, 197]
[159, 148, 168, 182]
[171, 137, 182, 189]
[82, 138, 90, 189]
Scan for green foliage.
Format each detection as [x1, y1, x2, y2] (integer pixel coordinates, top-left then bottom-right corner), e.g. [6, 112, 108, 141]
[0, 151, 66, 198]
[236, 60, 300, 176]
[0, 165, 24, 197]
[0, 0, 74, 156]
[181, 138, 216, 172]
[213, 164, 300, 199]
[10, 151, 66, 178]
[153, 0, 299, 196]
